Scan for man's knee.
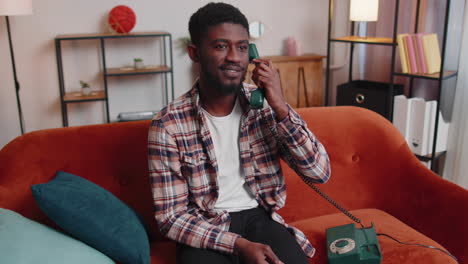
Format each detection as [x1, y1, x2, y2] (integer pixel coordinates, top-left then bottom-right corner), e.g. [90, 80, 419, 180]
[249, 220, 309, 264]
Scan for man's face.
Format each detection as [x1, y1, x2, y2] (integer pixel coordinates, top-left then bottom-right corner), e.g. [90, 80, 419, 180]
[196, 23, 250, 95]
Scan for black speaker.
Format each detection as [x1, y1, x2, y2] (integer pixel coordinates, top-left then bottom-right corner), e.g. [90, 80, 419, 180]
[336, 80, 404, 120]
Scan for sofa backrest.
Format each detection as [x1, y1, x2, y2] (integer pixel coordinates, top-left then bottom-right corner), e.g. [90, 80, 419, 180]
[0, 120, 161, 239]
[278, 106, 411, 223]
[0, 106, 411, 239]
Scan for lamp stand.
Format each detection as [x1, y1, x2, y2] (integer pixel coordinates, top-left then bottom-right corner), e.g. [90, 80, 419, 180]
[5, 16, 25, 134]
[356, 21, 368, 39]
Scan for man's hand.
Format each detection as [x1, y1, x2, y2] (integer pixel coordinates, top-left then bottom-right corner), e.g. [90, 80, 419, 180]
[251, 59, 288, 120]
[234, 237, 284, 264]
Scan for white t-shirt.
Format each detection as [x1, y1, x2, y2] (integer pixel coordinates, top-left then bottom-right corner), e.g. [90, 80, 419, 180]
[202, 99, 258, 212]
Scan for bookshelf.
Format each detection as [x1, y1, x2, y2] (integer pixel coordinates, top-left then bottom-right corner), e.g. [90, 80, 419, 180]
[55, 32, 174, 127]
[325, 0, 465, 174]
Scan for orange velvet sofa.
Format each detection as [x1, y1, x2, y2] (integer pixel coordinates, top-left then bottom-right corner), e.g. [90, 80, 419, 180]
[1, 106, 467, 264]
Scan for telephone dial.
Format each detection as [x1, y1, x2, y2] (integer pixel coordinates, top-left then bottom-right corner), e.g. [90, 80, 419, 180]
[300, 177, 382, 264]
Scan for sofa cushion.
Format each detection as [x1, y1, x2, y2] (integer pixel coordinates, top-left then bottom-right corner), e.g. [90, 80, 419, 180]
[0, 208, 115, 264]
[291, 208, 458, 264]
[31, 171, 150, 264]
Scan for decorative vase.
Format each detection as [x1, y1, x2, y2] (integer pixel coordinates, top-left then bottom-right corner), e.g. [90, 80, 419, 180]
[108, 5, 136, 34]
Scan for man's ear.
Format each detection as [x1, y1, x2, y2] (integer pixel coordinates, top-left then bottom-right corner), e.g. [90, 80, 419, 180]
[187, 44, 200, 63]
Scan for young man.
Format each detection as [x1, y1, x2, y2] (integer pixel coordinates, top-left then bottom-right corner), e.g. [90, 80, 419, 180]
[148, 3, 330, 263]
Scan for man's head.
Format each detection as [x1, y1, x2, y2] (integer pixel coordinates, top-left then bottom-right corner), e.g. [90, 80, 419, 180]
[188, 2, 249, 46]
[188, 3, 250, 96]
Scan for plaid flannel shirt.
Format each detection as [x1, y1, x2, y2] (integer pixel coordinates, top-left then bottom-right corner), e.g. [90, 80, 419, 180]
[148, 81, 330, 257]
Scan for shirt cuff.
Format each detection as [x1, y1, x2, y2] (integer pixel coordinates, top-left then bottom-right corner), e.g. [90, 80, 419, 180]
[210, 231, 242, 254]
[276, 105, 307, 138]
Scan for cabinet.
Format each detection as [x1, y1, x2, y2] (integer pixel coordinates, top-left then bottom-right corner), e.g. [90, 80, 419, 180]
[55, 32, 174, 127]
[247, 54, 325, 108]
[325, 0, 465, 173]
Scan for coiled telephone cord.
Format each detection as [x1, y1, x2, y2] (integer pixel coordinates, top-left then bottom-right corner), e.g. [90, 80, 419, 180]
[300, 175, 365, 229]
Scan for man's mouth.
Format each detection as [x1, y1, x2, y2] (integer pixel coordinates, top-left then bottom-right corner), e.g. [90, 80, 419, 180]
[220, 65, 244, 77]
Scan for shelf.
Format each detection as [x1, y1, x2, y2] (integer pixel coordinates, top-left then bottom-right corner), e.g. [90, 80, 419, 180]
[416, 151, 447, 162]
[393, 71, 457, 80]
[105, 65, 172, 76]
[63, 91, 106, 103]
[56, 31, 171, 40]
[331, 36, 394, 46]
[56, 31, 174, 127]
[262, 54, 326, 63]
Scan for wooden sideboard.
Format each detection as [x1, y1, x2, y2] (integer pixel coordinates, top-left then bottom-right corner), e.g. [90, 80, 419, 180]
[246, 54, 326, 108]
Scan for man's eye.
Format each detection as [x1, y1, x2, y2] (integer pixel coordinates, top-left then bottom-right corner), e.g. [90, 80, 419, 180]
[239, 45, 248, 51]
[215, 44, 227, 49]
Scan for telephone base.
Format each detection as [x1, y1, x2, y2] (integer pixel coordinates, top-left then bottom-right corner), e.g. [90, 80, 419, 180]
[326, 223, 382, 264]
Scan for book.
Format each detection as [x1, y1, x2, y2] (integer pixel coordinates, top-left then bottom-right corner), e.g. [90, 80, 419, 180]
[393, 95, 412, 142]
[408, 98, 432, 156]
[401, 35, 412, 73]
[396, 34, 409, 73]
[405, 35, 419, 73]
[412, 35, 422, 74]
[415, 33, 428, 74]
[425, 100, 449, 154]
[422, 33, 441, 74]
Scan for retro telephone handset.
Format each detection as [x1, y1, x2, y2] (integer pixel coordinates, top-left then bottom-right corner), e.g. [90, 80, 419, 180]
[248, 43, 264, 109]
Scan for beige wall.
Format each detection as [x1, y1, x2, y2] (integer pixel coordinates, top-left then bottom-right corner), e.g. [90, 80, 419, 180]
[0, 0, 330, 148]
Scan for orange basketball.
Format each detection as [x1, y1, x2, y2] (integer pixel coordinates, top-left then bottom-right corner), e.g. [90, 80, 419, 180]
[108, 5, 136, 33]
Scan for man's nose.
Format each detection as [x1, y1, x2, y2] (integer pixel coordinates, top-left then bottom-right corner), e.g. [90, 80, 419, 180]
[226, 47, 241, 63]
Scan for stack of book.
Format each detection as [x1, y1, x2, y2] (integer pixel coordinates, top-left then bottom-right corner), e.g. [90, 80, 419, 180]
[392, 95, 449, 157]
[396, 33, 441, 75]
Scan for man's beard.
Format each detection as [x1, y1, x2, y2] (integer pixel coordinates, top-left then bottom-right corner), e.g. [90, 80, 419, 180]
[201, 65, 245, 95]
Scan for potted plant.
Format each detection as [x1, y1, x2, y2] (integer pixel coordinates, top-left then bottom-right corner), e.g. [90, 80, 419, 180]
[80, 80, 92, 96]
[134, 58, 144, 69]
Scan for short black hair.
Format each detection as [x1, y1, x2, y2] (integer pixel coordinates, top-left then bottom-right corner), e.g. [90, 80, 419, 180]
[188, 2, 249, 46]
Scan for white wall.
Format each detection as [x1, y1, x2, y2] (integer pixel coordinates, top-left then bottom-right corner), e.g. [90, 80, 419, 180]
[0, 0, 329, 148]
[444, 6, 468, 189]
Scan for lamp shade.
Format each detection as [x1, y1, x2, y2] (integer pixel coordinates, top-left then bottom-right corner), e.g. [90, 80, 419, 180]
[0, 0, 33, 16]
[350, 0, 379, 21]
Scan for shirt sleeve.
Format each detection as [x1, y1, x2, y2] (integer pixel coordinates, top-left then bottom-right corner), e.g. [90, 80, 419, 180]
[148, 118, 240, 254]
[272, 105, 331, 183]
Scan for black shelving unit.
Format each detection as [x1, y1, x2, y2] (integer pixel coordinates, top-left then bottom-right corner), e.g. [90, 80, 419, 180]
[325, 0, 465, 174]
[55, 31, 174, 127]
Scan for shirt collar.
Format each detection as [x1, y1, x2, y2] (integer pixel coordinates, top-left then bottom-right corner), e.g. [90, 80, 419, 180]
[190, 79, 258, 115]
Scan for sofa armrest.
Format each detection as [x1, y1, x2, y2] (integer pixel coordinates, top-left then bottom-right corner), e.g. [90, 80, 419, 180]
[381, 146, 468, 264]
[282, 106, 468, 263]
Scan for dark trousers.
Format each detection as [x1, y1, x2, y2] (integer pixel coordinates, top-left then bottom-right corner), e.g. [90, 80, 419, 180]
[176, 207, 309, 264]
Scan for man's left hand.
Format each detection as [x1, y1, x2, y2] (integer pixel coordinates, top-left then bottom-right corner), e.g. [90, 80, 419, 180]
[251, 59, 288, 120]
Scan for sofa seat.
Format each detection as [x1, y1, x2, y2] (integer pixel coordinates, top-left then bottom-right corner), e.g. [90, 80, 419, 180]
[145, 209, 456, 264]
[291, 208, 457, 264]
[147, 208, 456, 264]
[150, 241, 176, 264]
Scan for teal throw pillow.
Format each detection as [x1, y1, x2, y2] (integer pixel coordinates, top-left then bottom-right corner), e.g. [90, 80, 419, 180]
[0, 208, 115, 264]
[31, 171, 150, 264]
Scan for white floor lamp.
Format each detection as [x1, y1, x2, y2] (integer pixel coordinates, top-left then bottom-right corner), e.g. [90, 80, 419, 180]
[0, 0, 32, 135]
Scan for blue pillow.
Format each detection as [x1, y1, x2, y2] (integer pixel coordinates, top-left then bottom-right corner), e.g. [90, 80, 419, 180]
[0, 208, 115, 264]
[31, 171, 150, 264]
